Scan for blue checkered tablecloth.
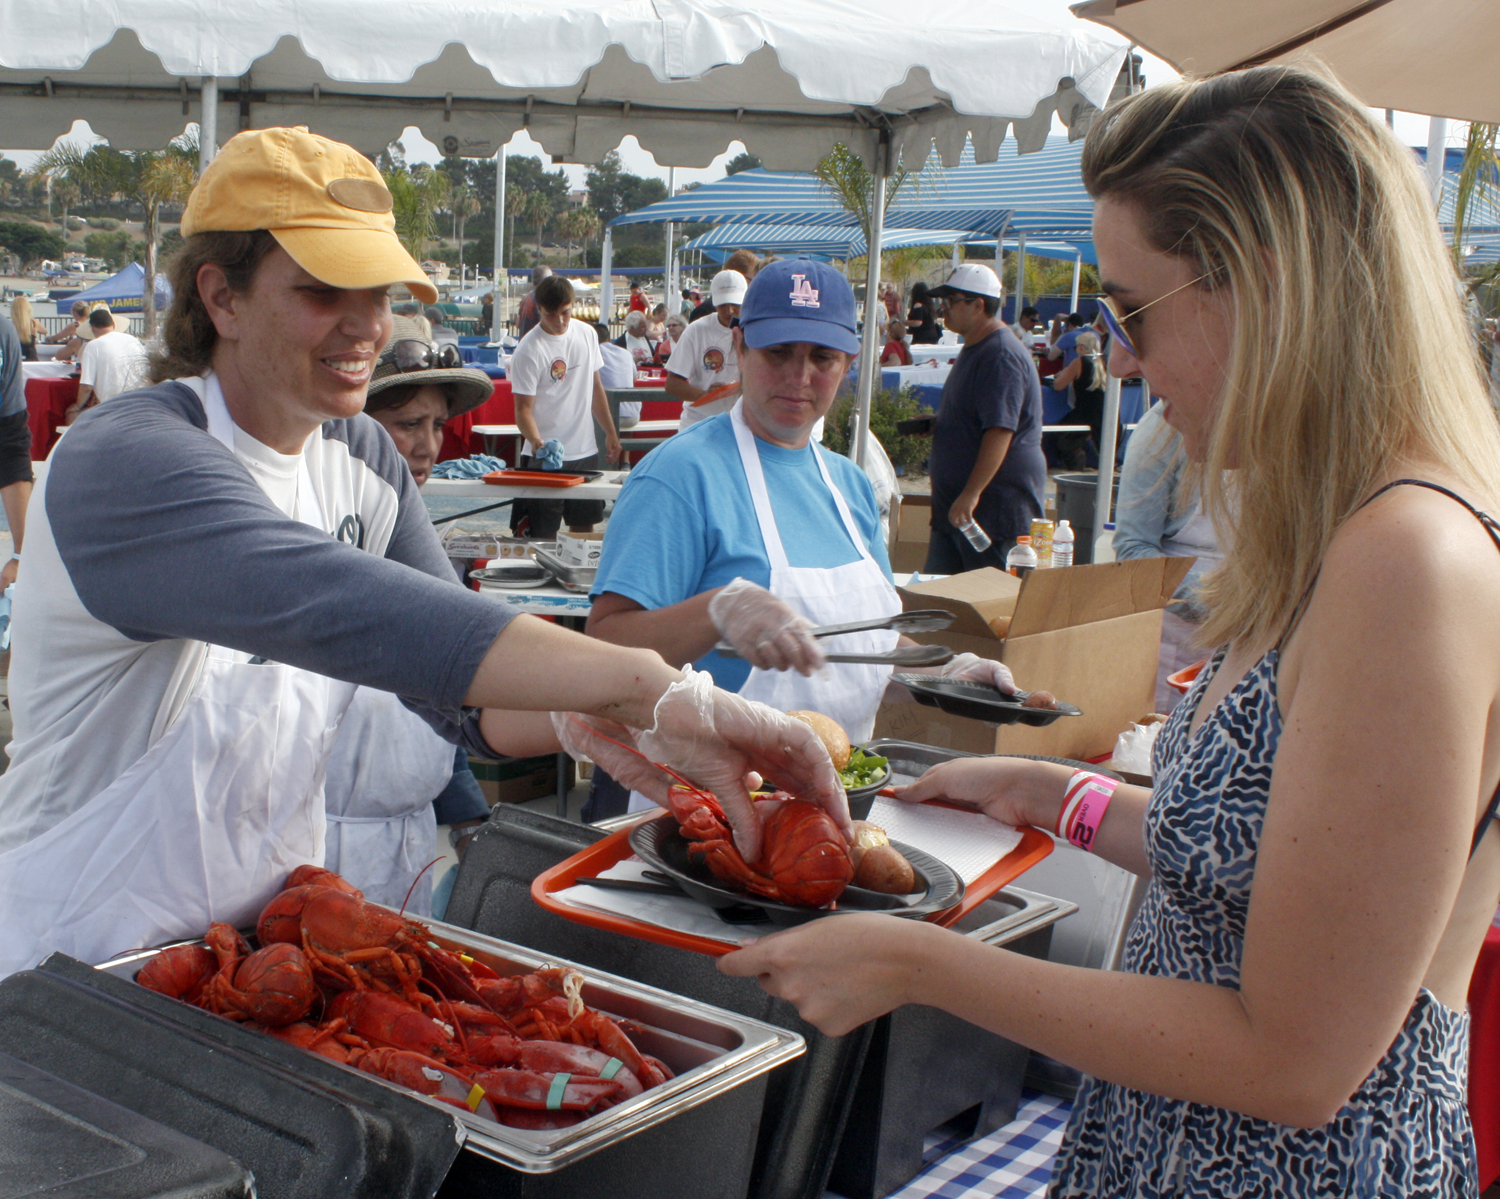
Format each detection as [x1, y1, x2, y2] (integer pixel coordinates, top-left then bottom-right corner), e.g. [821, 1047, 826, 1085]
[881, 1089, 1072, 1199]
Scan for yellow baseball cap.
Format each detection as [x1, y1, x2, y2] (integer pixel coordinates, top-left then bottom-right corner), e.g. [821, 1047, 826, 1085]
[181, 126, 437, 304]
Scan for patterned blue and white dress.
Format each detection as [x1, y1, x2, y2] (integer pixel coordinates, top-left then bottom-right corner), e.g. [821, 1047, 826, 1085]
[1050, 645, 1478, 1197]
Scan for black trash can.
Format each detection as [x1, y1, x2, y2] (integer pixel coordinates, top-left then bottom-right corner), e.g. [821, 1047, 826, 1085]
[1050, 472, 1120, 565]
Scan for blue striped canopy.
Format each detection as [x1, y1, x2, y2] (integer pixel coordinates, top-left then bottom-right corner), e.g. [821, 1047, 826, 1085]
[680, 222, 1095, 264]
[614, 137, 1094, 238]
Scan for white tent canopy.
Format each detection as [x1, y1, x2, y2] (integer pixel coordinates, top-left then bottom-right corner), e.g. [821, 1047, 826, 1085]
[2, 1, 1127, 170]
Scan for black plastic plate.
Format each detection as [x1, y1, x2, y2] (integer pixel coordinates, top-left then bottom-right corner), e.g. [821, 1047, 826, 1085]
[893, 674, 1083, 725]
[628, 815, 964, 927]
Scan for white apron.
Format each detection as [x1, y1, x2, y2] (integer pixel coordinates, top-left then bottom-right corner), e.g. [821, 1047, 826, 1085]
[0, 386, 357, 976]
[627, 400, 900, 813]
[322, 687, 455, 916]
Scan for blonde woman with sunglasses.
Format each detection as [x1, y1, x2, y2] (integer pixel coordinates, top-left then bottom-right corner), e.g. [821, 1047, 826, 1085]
[722, 65, 1500, 1196]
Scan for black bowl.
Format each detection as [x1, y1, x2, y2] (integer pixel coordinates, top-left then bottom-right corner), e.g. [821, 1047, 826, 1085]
[892, 674, 1083, 726]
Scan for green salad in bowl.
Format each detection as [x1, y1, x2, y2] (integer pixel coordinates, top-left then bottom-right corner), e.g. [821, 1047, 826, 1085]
[840, 748, 890, 791]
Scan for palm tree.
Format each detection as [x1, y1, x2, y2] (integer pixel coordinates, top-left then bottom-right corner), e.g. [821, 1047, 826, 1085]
[1452, 122, 1500, 288]
[812, 142, 924, 247]
[384, 165, 451, 266]
[136, 152, 196, 338]
[521, 191, 554, 265]
[505, 183, 527, 265]
[556, 206, 601, 265]
[449, 183, 481, 281]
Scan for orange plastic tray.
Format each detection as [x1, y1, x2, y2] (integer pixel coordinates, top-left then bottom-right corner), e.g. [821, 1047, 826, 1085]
[531, 812, 1053, 957]
[1166, 657, 1209, 694]
[483, 470, 585, 487]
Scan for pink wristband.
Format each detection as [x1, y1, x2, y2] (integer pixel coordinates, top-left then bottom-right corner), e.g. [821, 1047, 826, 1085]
[1056, 770, 1118, 853]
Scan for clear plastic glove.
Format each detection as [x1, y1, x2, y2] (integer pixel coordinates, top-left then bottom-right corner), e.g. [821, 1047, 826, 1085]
[708, 578, 825, 676]
[927, 652, 1017, 695]
[635, 667, 848, 862]
[551, 712, 673, 797]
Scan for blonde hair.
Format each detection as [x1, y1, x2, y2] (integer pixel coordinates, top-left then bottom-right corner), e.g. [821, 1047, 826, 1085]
[1074, 329, 1104, 392]
[1082, 65, 1500, 649]
[9, 295, 34, 345]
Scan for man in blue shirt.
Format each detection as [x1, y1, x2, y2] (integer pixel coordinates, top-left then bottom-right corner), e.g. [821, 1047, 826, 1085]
[1045, 311, 1088, 367]
[925, 264, 1046, 572]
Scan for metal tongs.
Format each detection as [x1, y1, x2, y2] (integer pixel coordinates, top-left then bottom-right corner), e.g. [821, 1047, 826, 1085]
[715, 609, 957, 667]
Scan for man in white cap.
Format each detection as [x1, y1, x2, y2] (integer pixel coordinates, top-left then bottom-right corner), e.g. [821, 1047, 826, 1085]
[0, 127, 844, 977]
[925, 262, 1046, 572]
[665, 268, 746, 428]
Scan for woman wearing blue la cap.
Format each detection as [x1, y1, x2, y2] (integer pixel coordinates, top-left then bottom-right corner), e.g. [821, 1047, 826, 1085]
[584, 260, 1016, 820]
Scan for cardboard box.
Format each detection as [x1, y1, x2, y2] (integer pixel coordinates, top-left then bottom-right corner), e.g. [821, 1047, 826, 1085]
[442, 531, 537, 560]
[873, 558, 1192, 760]
[890, 493, 932, 576]
[468, 755, 561, 805]
[556, 531, 605, 567]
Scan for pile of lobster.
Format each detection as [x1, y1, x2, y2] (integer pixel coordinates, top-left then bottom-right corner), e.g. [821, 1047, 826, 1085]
[135, 866, 672, 1130]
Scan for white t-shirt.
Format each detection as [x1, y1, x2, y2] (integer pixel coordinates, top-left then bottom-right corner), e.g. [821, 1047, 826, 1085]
[598, 341, 636, 389]
[666, 315, 738, 393]
[508, 319, 604, 459]
[78, 329, 148, 401]
[623, 333, 655, 365]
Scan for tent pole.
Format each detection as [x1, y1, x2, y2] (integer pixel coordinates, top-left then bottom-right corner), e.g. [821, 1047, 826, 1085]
[853, 134, 889, 469]
[1014, 231, 1027, 326]
[1069, 252, 1081, 312]
[664, 166, 676, 309]
[198, 77, 218, 171]
[1092, 373, 1120, 556]
[601, 227, 615, 325]
[1426, 116, 1448, 209]
[494, 147, 507, 340]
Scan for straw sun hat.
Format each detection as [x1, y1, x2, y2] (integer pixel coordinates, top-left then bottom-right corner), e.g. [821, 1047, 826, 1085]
[365, 318, 493, 417]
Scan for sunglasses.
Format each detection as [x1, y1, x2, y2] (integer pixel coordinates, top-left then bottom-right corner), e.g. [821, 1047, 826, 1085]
[382, 338, 463, 372]
[1097, 271, 1214, 359]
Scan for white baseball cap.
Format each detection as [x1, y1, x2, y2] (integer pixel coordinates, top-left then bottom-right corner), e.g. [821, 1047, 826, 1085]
[710, 269, 749, 306]
[931, 262, 1001, 300]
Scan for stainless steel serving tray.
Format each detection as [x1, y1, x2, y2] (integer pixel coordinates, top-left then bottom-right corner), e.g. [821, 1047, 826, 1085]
[98, 914, 804, 1174]
[532, 546, 597, 593]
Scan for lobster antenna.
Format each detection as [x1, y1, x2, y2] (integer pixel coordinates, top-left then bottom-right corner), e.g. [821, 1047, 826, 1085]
[401, 857, 445, 917]
[563, 714, 698, 792]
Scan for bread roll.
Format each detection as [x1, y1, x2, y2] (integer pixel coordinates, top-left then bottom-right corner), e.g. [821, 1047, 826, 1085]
[988, 615, 1012, 639]
[787, 710, 851, 772]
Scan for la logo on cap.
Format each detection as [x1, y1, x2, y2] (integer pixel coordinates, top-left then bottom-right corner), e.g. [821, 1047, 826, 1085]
[789, 274, 820, 308]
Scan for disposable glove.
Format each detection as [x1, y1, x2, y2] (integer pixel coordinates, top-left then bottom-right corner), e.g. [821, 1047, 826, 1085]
[707, 578, 825, 676]
[635, 667, 848, 862]
[905, 651, 1017, 695]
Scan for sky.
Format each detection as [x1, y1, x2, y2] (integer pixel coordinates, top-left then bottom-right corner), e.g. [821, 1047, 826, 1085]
[0, 0, 1457, 184]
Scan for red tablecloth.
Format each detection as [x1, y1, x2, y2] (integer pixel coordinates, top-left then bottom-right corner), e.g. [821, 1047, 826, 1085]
[441, 381, 513, 461]
[1469, 924, 1500, 1189]
[26, 376, 78, 461]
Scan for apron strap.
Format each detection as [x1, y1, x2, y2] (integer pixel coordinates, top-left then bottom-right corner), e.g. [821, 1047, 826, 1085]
[729, 399, 872, 570]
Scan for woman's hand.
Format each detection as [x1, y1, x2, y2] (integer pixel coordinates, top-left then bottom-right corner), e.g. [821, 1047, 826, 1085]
[708, 578, 825, 676]
[718, 913, 949, 1035]
[892, 756, 1075, 833]
[635, 668, 847, 861]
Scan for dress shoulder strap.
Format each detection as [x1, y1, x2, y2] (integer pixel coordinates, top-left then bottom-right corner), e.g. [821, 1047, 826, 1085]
[1350, 480, 1500, 858]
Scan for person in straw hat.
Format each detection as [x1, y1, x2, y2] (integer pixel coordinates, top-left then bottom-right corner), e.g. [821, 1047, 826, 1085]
[0, 126, 846, 978]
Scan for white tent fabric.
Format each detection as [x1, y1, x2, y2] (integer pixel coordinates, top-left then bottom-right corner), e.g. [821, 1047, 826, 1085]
[1, 1, 1128, 170]
[1072, 0, 1500, 125]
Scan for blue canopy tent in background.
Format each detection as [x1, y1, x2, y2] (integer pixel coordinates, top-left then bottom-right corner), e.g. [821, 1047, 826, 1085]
[67, 262, 171, 314]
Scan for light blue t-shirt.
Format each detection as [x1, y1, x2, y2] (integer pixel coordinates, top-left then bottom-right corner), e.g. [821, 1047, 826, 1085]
[592, 411, 893, 691]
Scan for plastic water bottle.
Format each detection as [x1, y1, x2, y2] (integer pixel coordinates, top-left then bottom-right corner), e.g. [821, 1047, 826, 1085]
[1052, 520, 1075, 568]
[1006, 535, 1039, 579]
[957, 519, 992, 553]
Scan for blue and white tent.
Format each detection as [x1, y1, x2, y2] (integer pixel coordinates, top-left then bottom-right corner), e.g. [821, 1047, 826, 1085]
[67, 262, 171, 313]
[612, 137, 1095, 239]
[681, 222, 1096, 264]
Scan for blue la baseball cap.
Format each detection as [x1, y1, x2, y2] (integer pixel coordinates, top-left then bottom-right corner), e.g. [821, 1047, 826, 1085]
[738, 259, 861, 355]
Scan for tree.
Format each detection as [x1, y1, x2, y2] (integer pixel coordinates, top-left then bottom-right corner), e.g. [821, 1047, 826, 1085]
[556, 206, 601, 265]
[448, 183, 481, 279]
[0, 220, 65, 268]
[520, 191, 555, 264]
[84, 229, 137, 268]
[725, 151, 762, 175]
[385, 164, 450, 262]
[36, 134, 197, 337]
[505, 182, 527, 265]
[1452, 123, 1500, 295]
[586, 151, 668, 224]
[812, 142, 923, 247]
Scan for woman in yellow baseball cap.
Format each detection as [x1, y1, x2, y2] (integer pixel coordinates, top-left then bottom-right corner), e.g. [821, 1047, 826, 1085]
[0, 127, 847, 976]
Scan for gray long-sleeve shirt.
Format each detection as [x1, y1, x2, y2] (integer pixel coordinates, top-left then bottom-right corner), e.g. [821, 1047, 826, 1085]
[0, 377, 515, 852]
